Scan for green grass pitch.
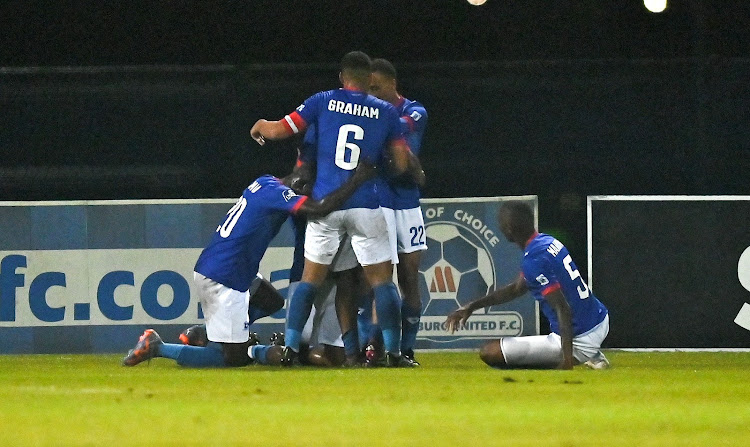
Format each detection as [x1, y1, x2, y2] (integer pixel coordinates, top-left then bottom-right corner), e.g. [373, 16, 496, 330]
[1, 351, 749, 446]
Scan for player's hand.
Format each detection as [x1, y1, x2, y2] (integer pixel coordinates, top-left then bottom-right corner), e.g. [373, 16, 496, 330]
[250, 120, 267, 146]
[353, 160, 377, 181]
[412, 168, 426, 188]
[445, 307, 472, 333]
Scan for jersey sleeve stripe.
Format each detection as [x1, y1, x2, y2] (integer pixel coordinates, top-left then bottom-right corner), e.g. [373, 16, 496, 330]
[401, 115, 416, 132]
[283, 115, 299, 134]
[291, 195, 308, 214]
[541, 283, 562, 296]
[283, 111, 307, 135]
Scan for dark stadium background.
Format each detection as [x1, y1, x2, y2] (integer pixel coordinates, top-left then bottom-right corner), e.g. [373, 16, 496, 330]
[1, 0, 749, 277]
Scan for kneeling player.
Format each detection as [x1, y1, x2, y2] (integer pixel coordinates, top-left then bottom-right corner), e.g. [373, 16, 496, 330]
[445, 201, 610, 370]
[122, 162, 374, 367]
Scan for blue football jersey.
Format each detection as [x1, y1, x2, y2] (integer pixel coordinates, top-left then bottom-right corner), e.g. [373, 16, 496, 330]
[522, 233, 608, 336]
[284, 88, 405, 210]
[382, 97, 427, 210]
[194, 175, 308, 292]
[298, 124, 317, 165]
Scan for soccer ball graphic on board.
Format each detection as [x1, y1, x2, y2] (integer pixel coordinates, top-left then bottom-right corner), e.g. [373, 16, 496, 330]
[419, 223, 496, 317]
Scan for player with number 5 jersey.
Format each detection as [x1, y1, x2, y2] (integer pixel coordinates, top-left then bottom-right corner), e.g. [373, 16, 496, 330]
[445, 201, 609, 370]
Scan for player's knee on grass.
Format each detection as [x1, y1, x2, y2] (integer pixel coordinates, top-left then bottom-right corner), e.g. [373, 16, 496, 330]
[480, 340, 508, 368]
[222, 342, 253, 367]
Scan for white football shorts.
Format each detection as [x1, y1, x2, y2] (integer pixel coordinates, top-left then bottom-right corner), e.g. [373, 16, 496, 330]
[500, 315, 610, 368]
[382, 206, 428, 256]
[329, 235, 359, 273]
[304, 208, 393, 267]
[288, 280, 344, 348]
[193, 272, 252, 344]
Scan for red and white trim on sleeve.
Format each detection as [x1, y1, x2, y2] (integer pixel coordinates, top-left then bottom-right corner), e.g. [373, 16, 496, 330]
[541, 283, 562, 296]
[290, 196, 308, 214]
[282, 111, 307, 135]
[402, 114, 416, 132]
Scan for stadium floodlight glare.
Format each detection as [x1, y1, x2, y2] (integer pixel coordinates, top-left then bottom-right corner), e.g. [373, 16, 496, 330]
[644, 0, 667, 13]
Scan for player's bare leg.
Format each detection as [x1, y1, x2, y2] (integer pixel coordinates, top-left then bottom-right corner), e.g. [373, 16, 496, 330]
[300, 259, 330, 286]
[479, 340, 508, 368]
[397, 250, 423, 362]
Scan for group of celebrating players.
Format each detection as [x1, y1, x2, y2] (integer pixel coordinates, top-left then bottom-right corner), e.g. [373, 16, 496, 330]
[123, 51, 611, 371]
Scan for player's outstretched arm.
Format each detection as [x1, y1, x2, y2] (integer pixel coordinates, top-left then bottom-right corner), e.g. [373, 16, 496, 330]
[296, 162, 377, 219]
[250, 119, 294, 145]
[445, 276, 527, 333]
[544, 290, 574, 369]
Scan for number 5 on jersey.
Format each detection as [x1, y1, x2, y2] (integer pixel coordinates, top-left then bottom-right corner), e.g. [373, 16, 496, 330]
[563, 254, 590, 299]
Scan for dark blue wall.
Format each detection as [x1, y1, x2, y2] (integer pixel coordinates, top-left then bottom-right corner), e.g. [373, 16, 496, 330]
[2, 59, 748, 273]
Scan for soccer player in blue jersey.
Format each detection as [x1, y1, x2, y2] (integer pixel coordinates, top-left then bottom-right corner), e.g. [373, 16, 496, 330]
[121, 162, 374, 368]
[250, 51, 423, 367]
[359, 58, 429, 364]
[445, 201, 610, 370]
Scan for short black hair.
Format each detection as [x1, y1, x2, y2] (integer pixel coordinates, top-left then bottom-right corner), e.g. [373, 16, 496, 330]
[498, 201, 535, 238]
[372, 58, 397, 80]
[340, 51, 372, 81]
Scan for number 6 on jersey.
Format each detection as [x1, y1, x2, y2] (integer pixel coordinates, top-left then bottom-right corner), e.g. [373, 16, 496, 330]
[335, 124, 364, 170]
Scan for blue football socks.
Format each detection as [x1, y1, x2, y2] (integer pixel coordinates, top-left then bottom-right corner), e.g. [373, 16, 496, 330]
[401, 301, 422, 353]
[341, 330, 359, 357]
[249, 344, 271, 365]
[285, 282, 318, 352]
[159, 342, 226, 367]
[373, 282, 402, 354]
[357, 295, 374, 351]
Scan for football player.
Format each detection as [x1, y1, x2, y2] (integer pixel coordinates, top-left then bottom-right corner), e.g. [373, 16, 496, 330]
[121, 161, 375, 367]
[445, 201, 610, 370]
[250, 51, 423, 367]
[361, 58, 429, 365]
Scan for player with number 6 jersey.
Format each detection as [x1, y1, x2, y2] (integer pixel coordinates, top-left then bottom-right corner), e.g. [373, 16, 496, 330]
[250, 51, 422, 367]
[283, 87, 404, 210]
